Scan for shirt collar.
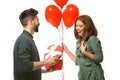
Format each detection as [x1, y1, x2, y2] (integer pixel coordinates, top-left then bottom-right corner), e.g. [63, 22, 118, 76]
[23, 30, 33, 39]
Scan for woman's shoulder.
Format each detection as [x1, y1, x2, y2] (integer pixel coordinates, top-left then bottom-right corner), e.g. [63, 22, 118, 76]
[76, 39, 80, 43]
[89, 35, 99, 40]
[76, 40, 80, 48]
[88, 35, 100, 43]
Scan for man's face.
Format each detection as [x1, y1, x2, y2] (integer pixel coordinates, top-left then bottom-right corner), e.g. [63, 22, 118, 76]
[33, 16, 40, 32]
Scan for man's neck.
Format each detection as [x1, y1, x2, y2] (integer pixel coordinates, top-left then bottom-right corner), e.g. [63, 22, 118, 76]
[24, 27, 34, 35]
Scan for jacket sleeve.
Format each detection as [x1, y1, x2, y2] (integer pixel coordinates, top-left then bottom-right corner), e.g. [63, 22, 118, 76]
[90, 37, 103, 64]
[75, 40, 81, 65]
[17, 38, 33, 72]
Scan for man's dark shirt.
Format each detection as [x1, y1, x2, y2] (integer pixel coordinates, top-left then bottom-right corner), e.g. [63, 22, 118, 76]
[13, 30, 41, 80]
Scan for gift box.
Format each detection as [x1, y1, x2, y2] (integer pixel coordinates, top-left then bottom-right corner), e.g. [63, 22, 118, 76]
[44, 44, 63, 71]
[45, 59, 63, 71]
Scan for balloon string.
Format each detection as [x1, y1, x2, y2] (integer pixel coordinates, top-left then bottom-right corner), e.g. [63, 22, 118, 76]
[62, 65, 64, 80]
[61, 7, 64, 80]
[58, 29, 62, 43]
[56, 7, 64, 80]
[57, 28, 64, 80]
[62, 19, 64, 43]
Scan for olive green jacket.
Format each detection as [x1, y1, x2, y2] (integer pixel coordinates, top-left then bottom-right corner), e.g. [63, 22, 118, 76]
[76, 35, 105, 80]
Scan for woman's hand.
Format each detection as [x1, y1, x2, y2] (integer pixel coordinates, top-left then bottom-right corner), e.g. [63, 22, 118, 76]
[61, 43, 76, 62]
[61, 43, 69, 53]
[80, 41, 86, 54]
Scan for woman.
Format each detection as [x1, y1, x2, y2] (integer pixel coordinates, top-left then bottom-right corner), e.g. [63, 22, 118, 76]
[62, 15, 105, 80]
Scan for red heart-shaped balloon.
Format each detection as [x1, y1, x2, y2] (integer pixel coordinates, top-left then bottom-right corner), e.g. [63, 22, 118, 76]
[54, 0, 68, 8]
[63, 4, 79, 28]
[45, 5, 62, 28]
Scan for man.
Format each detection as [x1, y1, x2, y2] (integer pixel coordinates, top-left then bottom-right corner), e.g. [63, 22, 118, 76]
[13, 8, 58, 80]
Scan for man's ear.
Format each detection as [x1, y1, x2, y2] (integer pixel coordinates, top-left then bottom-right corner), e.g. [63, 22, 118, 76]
[27, 19, 32, 25]
[32, 21, 34, 24]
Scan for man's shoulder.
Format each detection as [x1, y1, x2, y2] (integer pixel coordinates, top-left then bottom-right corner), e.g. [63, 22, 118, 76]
[15, 33, 30, 44]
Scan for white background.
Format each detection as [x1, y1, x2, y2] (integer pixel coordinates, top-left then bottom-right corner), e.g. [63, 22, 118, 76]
[0, 0, 120, 80]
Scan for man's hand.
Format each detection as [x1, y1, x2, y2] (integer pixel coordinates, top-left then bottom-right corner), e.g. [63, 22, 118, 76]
[41, 69, 53, 73]
[46, 57, 58, 66]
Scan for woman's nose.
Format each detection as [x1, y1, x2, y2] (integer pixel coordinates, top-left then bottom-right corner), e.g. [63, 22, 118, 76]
[76, 26, 81, 30]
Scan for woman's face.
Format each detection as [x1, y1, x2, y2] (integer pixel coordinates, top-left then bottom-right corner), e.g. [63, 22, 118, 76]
[75, 20, 85, 37]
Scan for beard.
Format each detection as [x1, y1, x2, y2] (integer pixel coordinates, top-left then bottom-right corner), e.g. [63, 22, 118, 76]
[33, 23, 39, 32]
[34, 26, 38, 32]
